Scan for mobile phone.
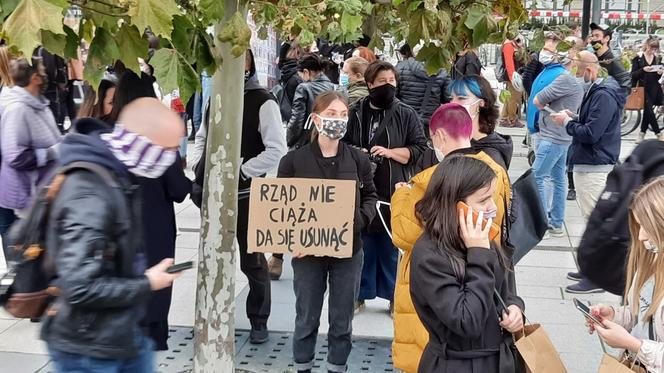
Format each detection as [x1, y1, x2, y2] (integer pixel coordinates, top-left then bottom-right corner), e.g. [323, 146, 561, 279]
[457, 201, 501, 241]
[166, 261, 194, 274]
[542, 106, 556, 114]
[573, 298, 602, 324]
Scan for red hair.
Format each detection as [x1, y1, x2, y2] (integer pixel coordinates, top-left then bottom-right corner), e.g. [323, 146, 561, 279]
[354, 47, 377, 63]
[429, 103, 473, 140]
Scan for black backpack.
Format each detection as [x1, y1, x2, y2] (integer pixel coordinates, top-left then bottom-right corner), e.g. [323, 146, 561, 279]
[577, 150, 664, 295]
[0, 162, 119, 318]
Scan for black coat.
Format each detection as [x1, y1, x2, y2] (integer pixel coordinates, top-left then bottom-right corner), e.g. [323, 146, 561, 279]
[396, 58, 451, 130]
[410, 234, 524, 373]
[286, 74, 337, 150]
[522, 53, 544, 97]
[344, 97, 427, 200]
[599, 50, 632, 91]
[631, 54, 664, 106]
[451, 51, 483, 80]
[139, 154, 191, 349]
[41, 127, 152, 360]
[277, 141, 378, 254]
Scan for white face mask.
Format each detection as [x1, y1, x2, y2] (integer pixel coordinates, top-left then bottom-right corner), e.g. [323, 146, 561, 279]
[539, 50, 557, 65]
[485, 209, 498, 220]
[460, 99, 482, 119]
[434, 147, 445, 161]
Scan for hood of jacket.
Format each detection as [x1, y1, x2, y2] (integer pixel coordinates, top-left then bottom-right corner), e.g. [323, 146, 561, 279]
[590, 76, 627, 108]
[471, 132, 513, 169]
[244, 74, 265, 92]
[58, 118, 130, 178]
[279, 58, 299, 84]
[0, 85, 50, 114]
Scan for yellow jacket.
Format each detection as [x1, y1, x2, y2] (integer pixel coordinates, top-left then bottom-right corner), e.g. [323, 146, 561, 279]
[390, 151, 511, 373]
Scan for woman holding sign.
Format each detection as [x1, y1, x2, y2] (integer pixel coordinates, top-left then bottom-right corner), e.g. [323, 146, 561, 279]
[277, 91, 378, 373]
[410, 156, 524, 373]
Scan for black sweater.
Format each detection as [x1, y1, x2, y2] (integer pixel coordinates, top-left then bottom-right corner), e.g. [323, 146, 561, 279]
[277, 141, 378, 253]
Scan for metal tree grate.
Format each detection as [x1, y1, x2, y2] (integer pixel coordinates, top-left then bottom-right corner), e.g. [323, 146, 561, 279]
[156, 326, 394, 373]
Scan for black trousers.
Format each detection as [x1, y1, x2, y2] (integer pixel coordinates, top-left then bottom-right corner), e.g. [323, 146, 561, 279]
[237, 196, 271, 327]
[642, 101, 662, 134]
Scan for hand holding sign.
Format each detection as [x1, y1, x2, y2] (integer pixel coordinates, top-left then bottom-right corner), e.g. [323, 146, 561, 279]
[248, 178, 357, 258]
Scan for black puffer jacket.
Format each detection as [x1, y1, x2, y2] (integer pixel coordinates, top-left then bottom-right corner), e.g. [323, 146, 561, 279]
[287, 74, 336, 150]
[451, 51, 483, 80]
[277, 141, 378, 254]
[522, 53, 544, 96]
[396, 58, 451, 131]
[41, 120, 151, 360]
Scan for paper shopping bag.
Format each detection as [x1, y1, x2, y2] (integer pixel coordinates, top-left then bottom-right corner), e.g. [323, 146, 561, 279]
[597, 353, 646, 373]
[515, 324, 567, 373]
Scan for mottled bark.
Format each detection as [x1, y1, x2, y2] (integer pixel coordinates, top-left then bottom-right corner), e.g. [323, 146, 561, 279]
[193, 1, 245, 371]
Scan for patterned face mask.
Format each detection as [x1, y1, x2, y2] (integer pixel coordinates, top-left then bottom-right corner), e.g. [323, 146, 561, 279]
[316, 115, 348, 140]
[101, 124, 178, 179]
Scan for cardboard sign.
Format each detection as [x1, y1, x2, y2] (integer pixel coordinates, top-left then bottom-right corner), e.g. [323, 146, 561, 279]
[248, 178, 356, 258]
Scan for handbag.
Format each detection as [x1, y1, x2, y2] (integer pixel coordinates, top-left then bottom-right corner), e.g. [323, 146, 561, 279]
[625, 83, 645, 111]
[515, 324, 567, 373]
[597, 354, 646, 373]
[507, 169, 548, 264]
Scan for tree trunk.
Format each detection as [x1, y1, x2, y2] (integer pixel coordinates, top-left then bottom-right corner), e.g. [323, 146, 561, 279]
[193, 0, 245, 370]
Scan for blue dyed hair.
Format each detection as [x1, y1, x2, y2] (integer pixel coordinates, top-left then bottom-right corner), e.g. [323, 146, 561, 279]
[449, 77, 483, 99]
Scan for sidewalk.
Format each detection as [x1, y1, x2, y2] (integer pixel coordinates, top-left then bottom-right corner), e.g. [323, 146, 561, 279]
[0, 124, 649, 372]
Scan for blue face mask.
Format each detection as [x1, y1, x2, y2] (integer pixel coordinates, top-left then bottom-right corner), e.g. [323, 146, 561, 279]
[339, 73, 350, 87]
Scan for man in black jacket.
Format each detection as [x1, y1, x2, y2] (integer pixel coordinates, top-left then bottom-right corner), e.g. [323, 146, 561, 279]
[41, 98, 183, 371]
[589, 23, 631, 92]
[343, 60, 427, 312]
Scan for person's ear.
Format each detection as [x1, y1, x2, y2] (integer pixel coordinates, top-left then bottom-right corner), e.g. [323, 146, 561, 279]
[479, 99, 485, 108]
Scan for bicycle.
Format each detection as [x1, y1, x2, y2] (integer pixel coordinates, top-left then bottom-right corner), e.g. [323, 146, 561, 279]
[621, 105, 664, 137]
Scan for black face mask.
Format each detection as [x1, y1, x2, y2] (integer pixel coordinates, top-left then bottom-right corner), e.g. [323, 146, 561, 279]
[368, 83, 396, 109]
[591, 40, 604, 51]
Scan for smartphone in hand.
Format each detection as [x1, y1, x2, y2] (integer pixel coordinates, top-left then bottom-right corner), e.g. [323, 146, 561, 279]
[573, 298, 602, 324]
[166, 261, 194, 274]
[457, 201, 501, 241]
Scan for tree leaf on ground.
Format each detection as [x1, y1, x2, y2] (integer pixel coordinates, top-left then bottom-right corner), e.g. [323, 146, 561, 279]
[2, 0, 66, 57]
[151, 48, 200, 105]
[84, 27, 120, 90]
[115, 24, 149, 74]
[128, 0, 180, 38]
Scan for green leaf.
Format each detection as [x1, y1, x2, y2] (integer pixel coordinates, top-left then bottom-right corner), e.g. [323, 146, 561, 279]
[151, 48, 200, 105]
[464, 4, 486, 29]
[171, 15, 195, 60]
[115, 24, 149, 74]
[2, 0, 66, 57]
[128, 0, 180, 38]
[81, 19, 94, 43]
[199, 0, 224, 24]
[408, 1, 422, 12]
[0, 0, 20, 21]
[340, 12, 363, 35]
[40, 30, 65, 56]
[424, 0, 437, 11]
[471, 17, 489, 46]
[63, 25, 79, 59]
[195, 30, 216, 75]
[84, 28, 120, 90]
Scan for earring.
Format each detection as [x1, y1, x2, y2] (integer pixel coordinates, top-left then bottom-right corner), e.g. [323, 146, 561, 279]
[645, 240, 659, 254]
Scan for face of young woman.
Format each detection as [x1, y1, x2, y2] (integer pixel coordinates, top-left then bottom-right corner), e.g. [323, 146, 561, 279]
[103, 87, 115, 116]
[463, 178, 498, 217]
[313, 99, 348, 128]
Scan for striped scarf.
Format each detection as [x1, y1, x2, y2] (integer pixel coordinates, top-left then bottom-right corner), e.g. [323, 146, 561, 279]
[101, 124, 177, 179]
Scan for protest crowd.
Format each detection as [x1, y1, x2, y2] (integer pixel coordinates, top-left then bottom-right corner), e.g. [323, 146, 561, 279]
[3, 11, 664, 373]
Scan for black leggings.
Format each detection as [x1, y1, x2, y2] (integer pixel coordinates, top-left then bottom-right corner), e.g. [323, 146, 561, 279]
[642, 102, 661, 134]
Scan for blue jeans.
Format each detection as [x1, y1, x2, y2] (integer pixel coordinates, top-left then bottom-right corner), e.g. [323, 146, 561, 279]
[359, 231, 397, 302]
[532, 139, 569, 229]
[49, 336, 154, 373]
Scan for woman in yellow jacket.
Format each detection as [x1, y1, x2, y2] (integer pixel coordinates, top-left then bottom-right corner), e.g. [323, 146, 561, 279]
[390, 103, 511, 372]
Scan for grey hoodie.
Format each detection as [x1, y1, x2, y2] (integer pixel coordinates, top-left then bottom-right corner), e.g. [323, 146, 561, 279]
[535, 72, 584, 145]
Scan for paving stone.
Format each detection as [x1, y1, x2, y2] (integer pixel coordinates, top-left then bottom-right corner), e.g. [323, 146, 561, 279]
[517, 250, 577, 269]
[0, 352, 50, 372]
[0, 319, 47, 354]
[515, 266, 577, 288]
[516, 285, 563, 300]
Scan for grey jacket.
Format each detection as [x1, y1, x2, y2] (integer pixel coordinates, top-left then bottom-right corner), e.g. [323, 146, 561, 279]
[535, 72, 584, 145]
[0, 86, 61, 209]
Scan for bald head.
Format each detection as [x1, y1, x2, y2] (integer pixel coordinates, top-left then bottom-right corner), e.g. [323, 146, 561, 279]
[575, 51, 600, 81]
[118, 97, 184, 148]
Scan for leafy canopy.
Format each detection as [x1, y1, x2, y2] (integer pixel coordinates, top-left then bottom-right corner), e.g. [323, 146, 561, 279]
[0, 0, 527, 101]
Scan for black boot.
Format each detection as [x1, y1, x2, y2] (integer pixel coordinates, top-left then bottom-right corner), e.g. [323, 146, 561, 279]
[249, 324, 269, 344]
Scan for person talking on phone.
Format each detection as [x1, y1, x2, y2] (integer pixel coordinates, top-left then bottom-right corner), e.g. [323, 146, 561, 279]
[277, 91, 377, 373]
[631, 36, 664, 144]
[410, 155, 524, 373]
[587, 177, 664, 372]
